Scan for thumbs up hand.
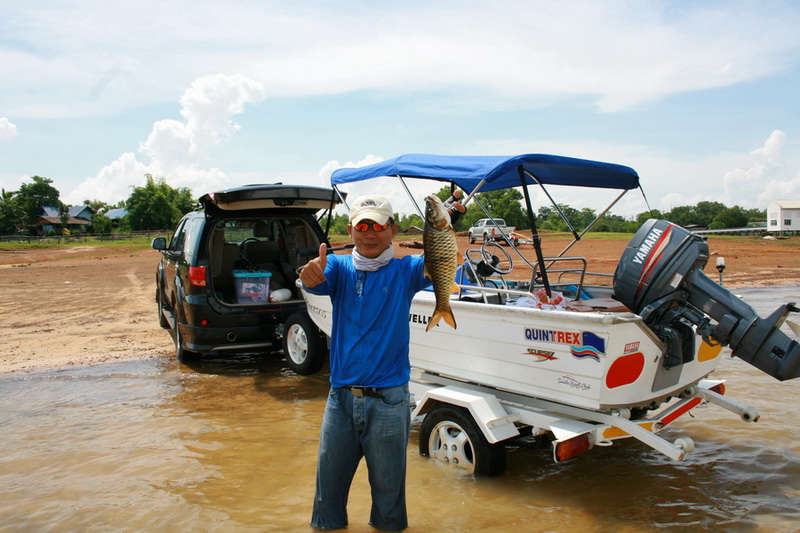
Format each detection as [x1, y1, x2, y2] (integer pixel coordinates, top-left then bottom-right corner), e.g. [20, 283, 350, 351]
[299, 243, 328, 288]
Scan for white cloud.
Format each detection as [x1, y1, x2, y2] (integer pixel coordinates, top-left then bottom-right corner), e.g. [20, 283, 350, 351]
[4, 2, 800, 118]
[596, 131, 800, 215]
[64, 74, 266, 204]
[726, 130, 800, 206]
[66, 152, 149, 204]
[328, 129, 800, 220]
[319, 154, 441, 218]
[0, 118, 18, 140]
[319, 154, 386, 183]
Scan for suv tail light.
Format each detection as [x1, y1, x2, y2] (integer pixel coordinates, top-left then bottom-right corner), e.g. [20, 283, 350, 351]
[189, 266, 207, 287]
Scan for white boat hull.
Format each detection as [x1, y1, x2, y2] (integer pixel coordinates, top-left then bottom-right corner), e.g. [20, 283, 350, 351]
[301, 288, 723, 412]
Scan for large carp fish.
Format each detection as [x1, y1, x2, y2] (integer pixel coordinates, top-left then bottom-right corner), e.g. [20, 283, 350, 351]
[423, 195, 459, 332]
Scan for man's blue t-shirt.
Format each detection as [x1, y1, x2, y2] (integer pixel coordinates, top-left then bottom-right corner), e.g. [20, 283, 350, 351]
[303, 253, 428, 388]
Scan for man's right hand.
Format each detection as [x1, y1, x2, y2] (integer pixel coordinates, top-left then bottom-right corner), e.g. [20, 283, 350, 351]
[299, 243, 328, 288]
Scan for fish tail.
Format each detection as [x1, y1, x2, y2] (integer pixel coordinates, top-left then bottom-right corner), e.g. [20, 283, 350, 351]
[426, 306, 457, 332]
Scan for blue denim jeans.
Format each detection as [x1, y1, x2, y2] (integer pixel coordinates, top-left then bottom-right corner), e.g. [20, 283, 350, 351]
[310, 384, 410, 531]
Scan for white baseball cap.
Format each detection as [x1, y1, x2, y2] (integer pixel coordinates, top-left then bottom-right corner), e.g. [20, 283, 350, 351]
[349, 195, 394, 225]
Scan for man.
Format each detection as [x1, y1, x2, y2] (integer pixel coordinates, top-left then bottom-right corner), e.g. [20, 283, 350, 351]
[443, 188, 466, 226]
[300, 195, 429, 532]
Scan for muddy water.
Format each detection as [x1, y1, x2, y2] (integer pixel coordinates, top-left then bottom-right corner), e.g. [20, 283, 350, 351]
[1, 287, 799, 532]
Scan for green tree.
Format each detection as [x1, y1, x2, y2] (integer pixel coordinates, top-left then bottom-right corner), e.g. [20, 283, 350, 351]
[327, 213, 349, 236]
[91, 211, 113, 234]
[709, 206, 749, 229]
[58, 203, 70, 235]
[537, 204, 580, 232]
[742, 207, 766, 224]
[396, 212, 424, 232]
[663, 205, 697, 226]
[84, 199, 110, 213]
[0, 189, 23, 234]
[16, 176, 61, 229]
[694, 201, 726, 226]
[636, 209, 662, 226]
[125, 175, 194, 230]
[455, 189, 527, 231]
[593, 213, 637, 233]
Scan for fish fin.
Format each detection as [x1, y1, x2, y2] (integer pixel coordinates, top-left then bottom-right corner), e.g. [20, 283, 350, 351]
[426, 308, 457, 332]
[423, 265, 431, 280]
[426, 310, 442, 332]
[450, 281, 459, 294]
[442, 309, 457, 329]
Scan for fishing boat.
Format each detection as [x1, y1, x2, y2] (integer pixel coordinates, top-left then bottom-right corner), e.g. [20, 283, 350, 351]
[296, 153, 800, 475]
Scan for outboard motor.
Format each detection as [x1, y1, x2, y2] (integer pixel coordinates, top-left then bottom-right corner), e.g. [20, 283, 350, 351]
[614, 219, 800, 381]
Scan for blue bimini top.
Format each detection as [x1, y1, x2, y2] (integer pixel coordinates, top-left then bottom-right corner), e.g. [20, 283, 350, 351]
[331, 153, 639, 194]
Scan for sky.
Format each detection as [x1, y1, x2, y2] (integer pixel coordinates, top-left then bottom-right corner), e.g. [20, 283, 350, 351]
[2, 0, 800, 219]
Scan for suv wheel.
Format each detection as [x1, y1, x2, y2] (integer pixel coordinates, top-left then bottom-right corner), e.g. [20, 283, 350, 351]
[283, 312, 327, 375]
[173, 311, 200, 363]
[157, 286, 170, 329]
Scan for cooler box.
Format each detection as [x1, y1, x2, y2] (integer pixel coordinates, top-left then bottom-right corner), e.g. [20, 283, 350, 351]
[233, 270, 271, 303]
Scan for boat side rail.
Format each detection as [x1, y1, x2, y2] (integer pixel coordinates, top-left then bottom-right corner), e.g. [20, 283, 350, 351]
[453, 278, 626, 311]
[532, 256, 588, 299]
[460, 249, 511, 303]
[455, 282, 532, 303]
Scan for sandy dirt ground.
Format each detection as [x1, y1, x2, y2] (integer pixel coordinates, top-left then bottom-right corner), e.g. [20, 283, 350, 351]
[1, 234, 797, 375]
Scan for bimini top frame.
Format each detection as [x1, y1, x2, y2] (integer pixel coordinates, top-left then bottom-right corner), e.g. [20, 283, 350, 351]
[331, 153, 639, 192]
[330, 153, 644, 295]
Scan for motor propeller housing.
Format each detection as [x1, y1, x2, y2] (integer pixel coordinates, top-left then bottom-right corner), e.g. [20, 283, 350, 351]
[613, 219, 800, 381]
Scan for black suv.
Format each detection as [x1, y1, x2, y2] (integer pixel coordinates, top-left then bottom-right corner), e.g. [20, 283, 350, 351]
[151, 184, 343, 374]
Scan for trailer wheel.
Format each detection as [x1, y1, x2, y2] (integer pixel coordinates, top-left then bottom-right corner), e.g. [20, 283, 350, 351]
[283, 312, 327, 375]
[419, 404, 506, 476]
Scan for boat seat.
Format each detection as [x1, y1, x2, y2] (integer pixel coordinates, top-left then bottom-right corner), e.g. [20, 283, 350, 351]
[459, 292, 503, 305]
[209, 227, 240, 297]
[283, 221, 315, 270]
[566, 297, 631, 313]
[241, 238, 290, 289]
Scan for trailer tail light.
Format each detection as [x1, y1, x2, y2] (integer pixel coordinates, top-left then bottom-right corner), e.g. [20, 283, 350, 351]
[554, 434, 591, 462]
[709, 382, 725, 395]
[189, 266, 207, 287]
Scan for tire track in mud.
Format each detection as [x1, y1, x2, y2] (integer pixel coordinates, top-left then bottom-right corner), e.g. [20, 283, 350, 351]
[0, 249, 172, 374]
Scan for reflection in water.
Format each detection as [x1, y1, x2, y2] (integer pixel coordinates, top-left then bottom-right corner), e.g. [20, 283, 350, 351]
[1, 287, 799, 532]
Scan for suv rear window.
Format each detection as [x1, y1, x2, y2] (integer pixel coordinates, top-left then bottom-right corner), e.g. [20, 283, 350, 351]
[208, 216, 320, 304]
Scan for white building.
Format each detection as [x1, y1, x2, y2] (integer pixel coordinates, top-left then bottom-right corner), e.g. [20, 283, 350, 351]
[767, 200, 800, 231]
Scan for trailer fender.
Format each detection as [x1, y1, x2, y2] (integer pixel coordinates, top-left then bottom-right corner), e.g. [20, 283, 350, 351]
[411, 386, 520, 444]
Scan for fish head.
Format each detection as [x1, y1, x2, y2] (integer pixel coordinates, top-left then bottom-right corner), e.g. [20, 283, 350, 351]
[424, 195, 452, 230]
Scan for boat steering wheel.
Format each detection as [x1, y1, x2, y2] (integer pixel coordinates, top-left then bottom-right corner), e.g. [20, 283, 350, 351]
[480, 242, 513, 275]
[239, 237, 260, 250]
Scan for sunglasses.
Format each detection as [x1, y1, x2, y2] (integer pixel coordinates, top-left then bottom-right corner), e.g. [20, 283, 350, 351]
[352, 221, 391, 232]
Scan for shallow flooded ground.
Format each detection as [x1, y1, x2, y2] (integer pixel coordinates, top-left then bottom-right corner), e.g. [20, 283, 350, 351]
[1, 287, 799, 532]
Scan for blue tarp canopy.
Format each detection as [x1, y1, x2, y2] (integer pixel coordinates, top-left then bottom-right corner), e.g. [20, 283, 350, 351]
[330, 153, 639, 194]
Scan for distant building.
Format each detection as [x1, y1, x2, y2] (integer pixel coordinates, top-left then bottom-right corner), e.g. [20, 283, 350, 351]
[104, 208, 128, 221]
[767, 200, 800, 231]
[34, 205, 95, 235]
[40, 205, 94, 220]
